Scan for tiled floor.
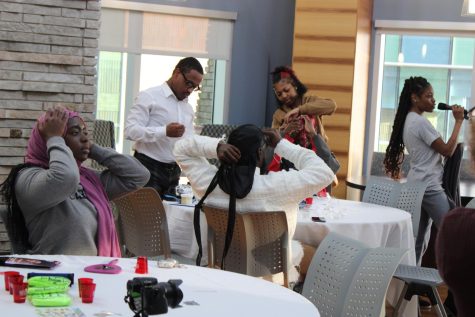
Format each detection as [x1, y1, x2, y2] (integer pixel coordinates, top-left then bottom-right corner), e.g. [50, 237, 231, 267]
[385, 284, 449, 317]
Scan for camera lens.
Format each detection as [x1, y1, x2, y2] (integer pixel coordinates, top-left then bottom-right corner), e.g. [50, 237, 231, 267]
[159, 279, 183, 308]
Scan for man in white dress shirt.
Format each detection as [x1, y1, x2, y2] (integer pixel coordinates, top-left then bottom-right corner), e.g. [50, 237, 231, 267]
[125, 57, 203, 196]
[173, 125, 334, 282]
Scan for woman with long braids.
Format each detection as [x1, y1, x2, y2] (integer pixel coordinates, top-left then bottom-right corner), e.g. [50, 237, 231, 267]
[384, 76, 464, 265]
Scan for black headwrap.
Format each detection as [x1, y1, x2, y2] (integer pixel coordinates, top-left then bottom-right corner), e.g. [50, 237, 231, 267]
[193, 124, 264, 268]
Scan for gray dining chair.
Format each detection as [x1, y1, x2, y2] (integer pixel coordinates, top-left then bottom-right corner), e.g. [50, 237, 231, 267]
[302, 232, 407, 317]
[363, 176, 426, 238]
[363, 176, 447, 317]
[90, 119, 116, 171]
[465, 196, 475, 208]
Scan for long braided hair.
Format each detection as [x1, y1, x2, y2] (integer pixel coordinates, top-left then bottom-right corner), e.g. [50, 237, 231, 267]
[0, 163, 35, 252]
[384, 76, 431, 179]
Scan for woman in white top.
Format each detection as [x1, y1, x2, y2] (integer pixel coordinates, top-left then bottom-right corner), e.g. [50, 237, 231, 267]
[383, 76, 465, 264]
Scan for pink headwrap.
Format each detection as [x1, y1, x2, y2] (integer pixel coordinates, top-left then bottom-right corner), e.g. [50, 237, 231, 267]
[26, 110, 121, 257]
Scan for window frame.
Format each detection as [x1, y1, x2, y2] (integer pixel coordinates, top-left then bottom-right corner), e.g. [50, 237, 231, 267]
[97, 1, 236, 154]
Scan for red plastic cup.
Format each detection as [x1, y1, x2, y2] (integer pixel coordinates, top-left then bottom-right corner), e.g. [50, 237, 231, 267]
[9, 274, 24, 295]
[81, 282, 96, 303]
[12, 282, 28, 303]
[317, 190, 327, 198]
[78, 278, 94, 298]
[135, 256, 148, 274]
[3, 271, 19, 292]
[305, 197, 313, 205]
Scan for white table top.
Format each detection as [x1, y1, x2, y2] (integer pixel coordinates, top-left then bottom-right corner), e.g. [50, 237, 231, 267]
[1, 255, 318, 317]
[295, 197, 416, 265]
[165, 198, 416, 266]
[164, 201, 207, 262]
[294, 197, 417, 316]
[163, 198, 417, 316]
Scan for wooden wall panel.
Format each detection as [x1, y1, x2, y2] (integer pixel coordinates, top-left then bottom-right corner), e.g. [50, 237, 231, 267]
[297, 0, 357, 11]
[293, 39, 355, 60]
[293, 0, 373, 199]
[293, 64, 355, 87]
[295, 13, 357, 38]
[297, 0, 357, 10]
[324, 113, 352, 129]
[307, 90, 353, 109]
[325, 130, 350, 154]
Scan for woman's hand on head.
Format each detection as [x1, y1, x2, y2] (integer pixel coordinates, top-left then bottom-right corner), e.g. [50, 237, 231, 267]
[262, 128, 282, 148]
[284, 107, 300, 123]
[38, 106, 68, 141]
[217, 143, 241, 164]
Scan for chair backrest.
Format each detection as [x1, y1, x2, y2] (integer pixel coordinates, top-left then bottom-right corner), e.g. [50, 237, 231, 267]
[90, 120, 116, 171]
[200, 124, 238, 139]
[362, 176, 400, 207]
[443, 142, 464, 207]
[93, 119, 116, 148]
[112, 187, 171, 258]
[302, 232, 368, 316]
[341, 246, 407, 316]
[302, 232, 406, 317]
[363, 176, 426, 237]
[202, 205, 289, 284]
[466, 197, 475, 208]
[370, 152, 410, 177]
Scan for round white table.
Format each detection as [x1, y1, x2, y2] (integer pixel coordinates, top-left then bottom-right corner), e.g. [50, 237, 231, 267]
[294, 197, 417, 317]
[164, 202, 207, 261]
[295, 197, 416, 265]
[1, 255, 318, 317]
[165, 198, 416, 266]
[164, 198, 417, 316]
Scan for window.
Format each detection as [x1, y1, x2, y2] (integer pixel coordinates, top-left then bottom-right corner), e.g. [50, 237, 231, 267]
[96, 52, 209, 152]
[97, 2, 236, 153]
[370, 22, 475, 161]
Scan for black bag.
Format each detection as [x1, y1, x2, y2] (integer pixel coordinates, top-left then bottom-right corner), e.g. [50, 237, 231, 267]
[314, 134, 340, 174]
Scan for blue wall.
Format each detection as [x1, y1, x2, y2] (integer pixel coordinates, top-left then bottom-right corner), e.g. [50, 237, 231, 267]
[122, 0, 295, 127]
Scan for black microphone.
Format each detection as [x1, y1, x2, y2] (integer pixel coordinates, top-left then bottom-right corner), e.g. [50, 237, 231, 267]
[437, 103, 470, 120]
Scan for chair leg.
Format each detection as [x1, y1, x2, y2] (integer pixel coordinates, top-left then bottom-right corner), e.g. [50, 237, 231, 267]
[393, 283, 409, 317]
[283, 272, 289, 288]
[430, 286, 447, 317]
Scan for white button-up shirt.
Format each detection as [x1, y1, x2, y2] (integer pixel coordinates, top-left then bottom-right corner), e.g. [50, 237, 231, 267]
[125, 82, 194, 163]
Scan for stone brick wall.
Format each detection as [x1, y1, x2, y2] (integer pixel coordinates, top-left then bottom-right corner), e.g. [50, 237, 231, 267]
[0, 0, 100, 254]
[194, 59, 215, 126]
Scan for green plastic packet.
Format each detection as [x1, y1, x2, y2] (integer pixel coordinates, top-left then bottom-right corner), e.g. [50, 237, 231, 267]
[28, 276, 71, 288]
[29, 293, 72, 307]
[28, 284, 70, 295]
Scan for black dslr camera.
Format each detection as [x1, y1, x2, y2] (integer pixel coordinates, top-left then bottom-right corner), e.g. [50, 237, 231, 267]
[124, 277, 183, 317]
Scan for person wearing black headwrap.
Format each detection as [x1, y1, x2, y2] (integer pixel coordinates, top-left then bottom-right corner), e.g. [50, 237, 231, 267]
[174, 124, 334, 282]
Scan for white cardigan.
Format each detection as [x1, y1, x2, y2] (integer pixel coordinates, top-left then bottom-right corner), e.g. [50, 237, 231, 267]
[173, 135, 334, 278]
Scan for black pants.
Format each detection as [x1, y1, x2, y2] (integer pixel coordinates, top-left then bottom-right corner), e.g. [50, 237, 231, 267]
[134, 152, 181, 196]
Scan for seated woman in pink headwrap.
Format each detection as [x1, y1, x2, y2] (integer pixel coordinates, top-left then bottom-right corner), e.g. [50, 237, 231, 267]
[0, 106, 150, 256]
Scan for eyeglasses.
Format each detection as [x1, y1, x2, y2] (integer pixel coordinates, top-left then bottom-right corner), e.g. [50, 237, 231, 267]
[180, 69, 201, 92]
